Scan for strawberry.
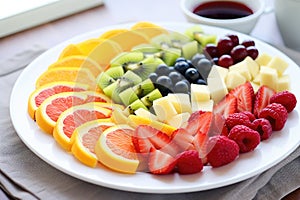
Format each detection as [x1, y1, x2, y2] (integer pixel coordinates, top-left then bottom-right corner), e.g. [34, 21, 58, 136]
[186, 111, 213, 136]
[171, 128, 194, 152]
[253, 85, 276, 117]
[229, 82, 255, 112]
[213, 93, 237, 118]
[132, 125, 178, 157]
[270, 90, 297, 113]
[207, 135, 239, 167]
[193, 131, 208, 164]
[148, 147, 177, 175]
[175, 150, 203, 174]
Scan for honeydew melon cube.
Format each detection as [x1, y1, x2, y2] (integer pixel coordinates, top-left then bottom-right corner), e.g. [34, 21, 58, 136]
[277, 75, 290, 91]
[229, 63, 252, 81]
[167, 93, 192, 114]
[260, 66, 278, 91]
[153, 96, 178, 122]
[192, 99, 214, 112]
[266, 56, 289, 76]
[134, 108, 158, 121]
[166, 112, 191, 128]
[190, 84, 210, 102]
[255, 53, 272, 66]
[225, 71, 247, 90]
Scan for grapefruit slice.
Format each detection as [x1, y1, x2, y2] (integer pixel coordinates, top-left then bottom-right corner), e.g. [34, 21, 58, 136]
[71, 119, 115, 167]
[28, 81, 88, 120]
[53, 102, 112, 151]
[35, 91, 109, 134]
[48, 56, 102, 77]
[95, 125, 139, 174]
[35, 67, 96, 89]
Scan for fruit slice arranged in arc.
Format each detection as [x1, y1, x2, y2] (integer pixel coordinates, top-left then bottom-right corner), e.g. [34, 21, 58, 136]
[35, 67, 97, 90]
[94, 125, 139, 174]
[71, 119, 115, 167]
[53, 102, 112, 151]
[99, 29, 129, 40]
[131, 21, 168, 38]
[35, 91, 110, 134]
[58, 44, 84, 60]
[48, 55, 103, 78]
[28, 81, 88, 120]
[76, 38, 103, 56]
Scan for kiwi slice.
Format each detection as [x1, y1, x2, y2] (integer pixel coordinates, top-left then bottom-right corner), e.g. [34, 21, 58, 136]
[161, 48, 181, 66]
[131, 44, 160, 53]
[182, 41, 199, 60]
[140, 89, 162, 108]
[122, 70, 142, 85]
[96, 72, 115, 90]
[102, 80, 118, 98]
[103, 78, 134, 103]
[124, 56, 165, 80]
[151, 34, 172, 49]
[119, 87, 139, 106]
[124, 99, 148, 114]
[184, 25, 204, 39]
[105, 66, 124, 79]
[169, 31, 192, 48]
[110, 52, 144, 67]
[194, 33, 217, 46]
[133, 78, 155, 98]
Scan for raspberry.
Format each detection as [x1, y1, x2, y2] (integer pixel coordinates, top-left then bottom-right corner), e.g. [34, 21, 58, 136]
[240, 111, 256, 122]
[207, 136, 239, 167]
[270, 91, 297, 113]
[258, 103, 288, 131]
[225, 112, 253, 130]
[228, 125, 260, 153]
[176, 150, 203, 174]
[252, 118, 272, 140]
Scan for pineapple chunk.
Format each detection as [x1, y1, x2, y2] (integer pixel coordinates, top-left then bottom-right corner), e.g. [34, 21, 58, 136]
[152, 96, 178, 122]
[190, 84, 210, 102]
[266, 56, 289, 76]
[255, 53, 272, 66]
[167, 93, 192, 114]
[277, 75, 290, 91]
[192, 99, 214, 112]
[244, 56, 260, 79]
[260, 66, 278, 91]
[225, 71, 246, 90]
[134, 108, 158, 121]
[166, 112, 191, 128]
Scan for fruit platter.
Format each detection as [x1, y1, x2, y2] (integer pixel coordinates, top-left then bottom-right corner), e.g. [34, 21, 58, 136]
[10, 22, 300, 193]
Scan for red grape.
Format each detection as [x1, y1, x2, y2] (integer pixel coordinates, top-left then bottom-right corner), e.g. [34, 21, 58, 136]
[226, 34, 239, 46]
[231, 45, 248, 63]
[217, 36, 234, 55]
[205, 44, 219, 58]
[242, 39, 255, 47]
[246, 46, 259, 60]
[218, 55, 234, 68]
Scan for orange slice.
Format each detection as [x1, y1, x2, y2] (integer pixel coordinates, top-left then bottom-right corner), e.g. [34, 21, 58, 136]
[35, 91, 110, 134]
[94, 125, 139, 173]
[35, 67, 96, 89]
[58, 44, 84, 60]
[28, 81, 88, 120]
[71, 119, 115, 167]
[53, 102, 112, 151]
[131, 21, 168, 38]
[48, 56, 102, 77]
[76, 38, 103, 56]
[99, 29, 129, 40]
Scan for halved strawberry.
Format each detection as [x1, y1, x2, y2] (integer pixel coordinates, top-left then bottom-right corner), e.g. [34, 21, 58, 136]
[253, 85, 276, 117]
[132, 125, 178, 157]
[213, 93, 237, 118]
[148, 147, 177, 175]
[171, 128, 194, 152]
[193, 131, 208, 164]
[186, 111, 213, 136]
[229, 82, 255, 112]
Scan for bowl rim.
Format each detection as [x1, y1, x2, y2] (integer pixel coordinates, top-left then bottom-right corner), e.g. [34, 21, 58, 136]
[180, 0, 266, 25]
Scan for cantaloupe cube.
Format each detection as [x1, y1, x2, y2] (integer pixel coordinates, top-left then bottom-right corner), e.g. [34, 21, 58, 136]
[267, 56, 289, 76]
[260, 66, 278, 91]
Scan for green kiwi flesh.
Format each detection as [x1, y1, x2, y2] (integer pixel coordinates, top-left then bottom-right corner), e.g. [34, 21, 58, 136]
[125, 99, 148, 114]
[182, 41, 199, 60]
[133, 78, 155, 98]
[122, 70, 142, 85]
[105, 66, 124, 79]
[194, 33, 217, 46]
[96, 72, 115, 90]
[110, 52, 144, 67]
[119, 87, 139, 106]
[140, 89, 162, 108]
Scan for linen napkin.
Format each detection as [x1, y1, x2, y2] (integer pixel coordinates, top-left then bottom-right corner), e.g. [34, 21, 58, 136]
[0, 45, 299, 200]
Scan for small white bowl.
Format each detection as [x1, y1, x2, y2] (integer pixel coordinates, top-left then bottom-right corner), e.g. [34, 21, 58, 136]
[181, 0, 265, 34]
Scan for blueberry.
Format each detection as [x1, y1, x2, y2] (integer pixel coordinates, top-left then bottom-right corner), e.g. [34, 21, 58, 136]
[148, 72, 158, 83]
[174, 81, 189, 94]
[184, 68, 200, 83]
[156, 75, 173, 89]
[169, 71, 183, 84]
[191, 53, 205, 66]
[175, 57, 186, 63]
[174, 61, 189, 74]
[155, 64, 170, 76]
[196, 58, 213, 80]
[196, 79, 207, 85]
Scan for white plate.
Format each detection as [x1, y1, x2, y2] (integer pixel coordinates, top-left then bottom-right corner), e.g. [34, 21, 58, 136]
[10, 22, 300, 194]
